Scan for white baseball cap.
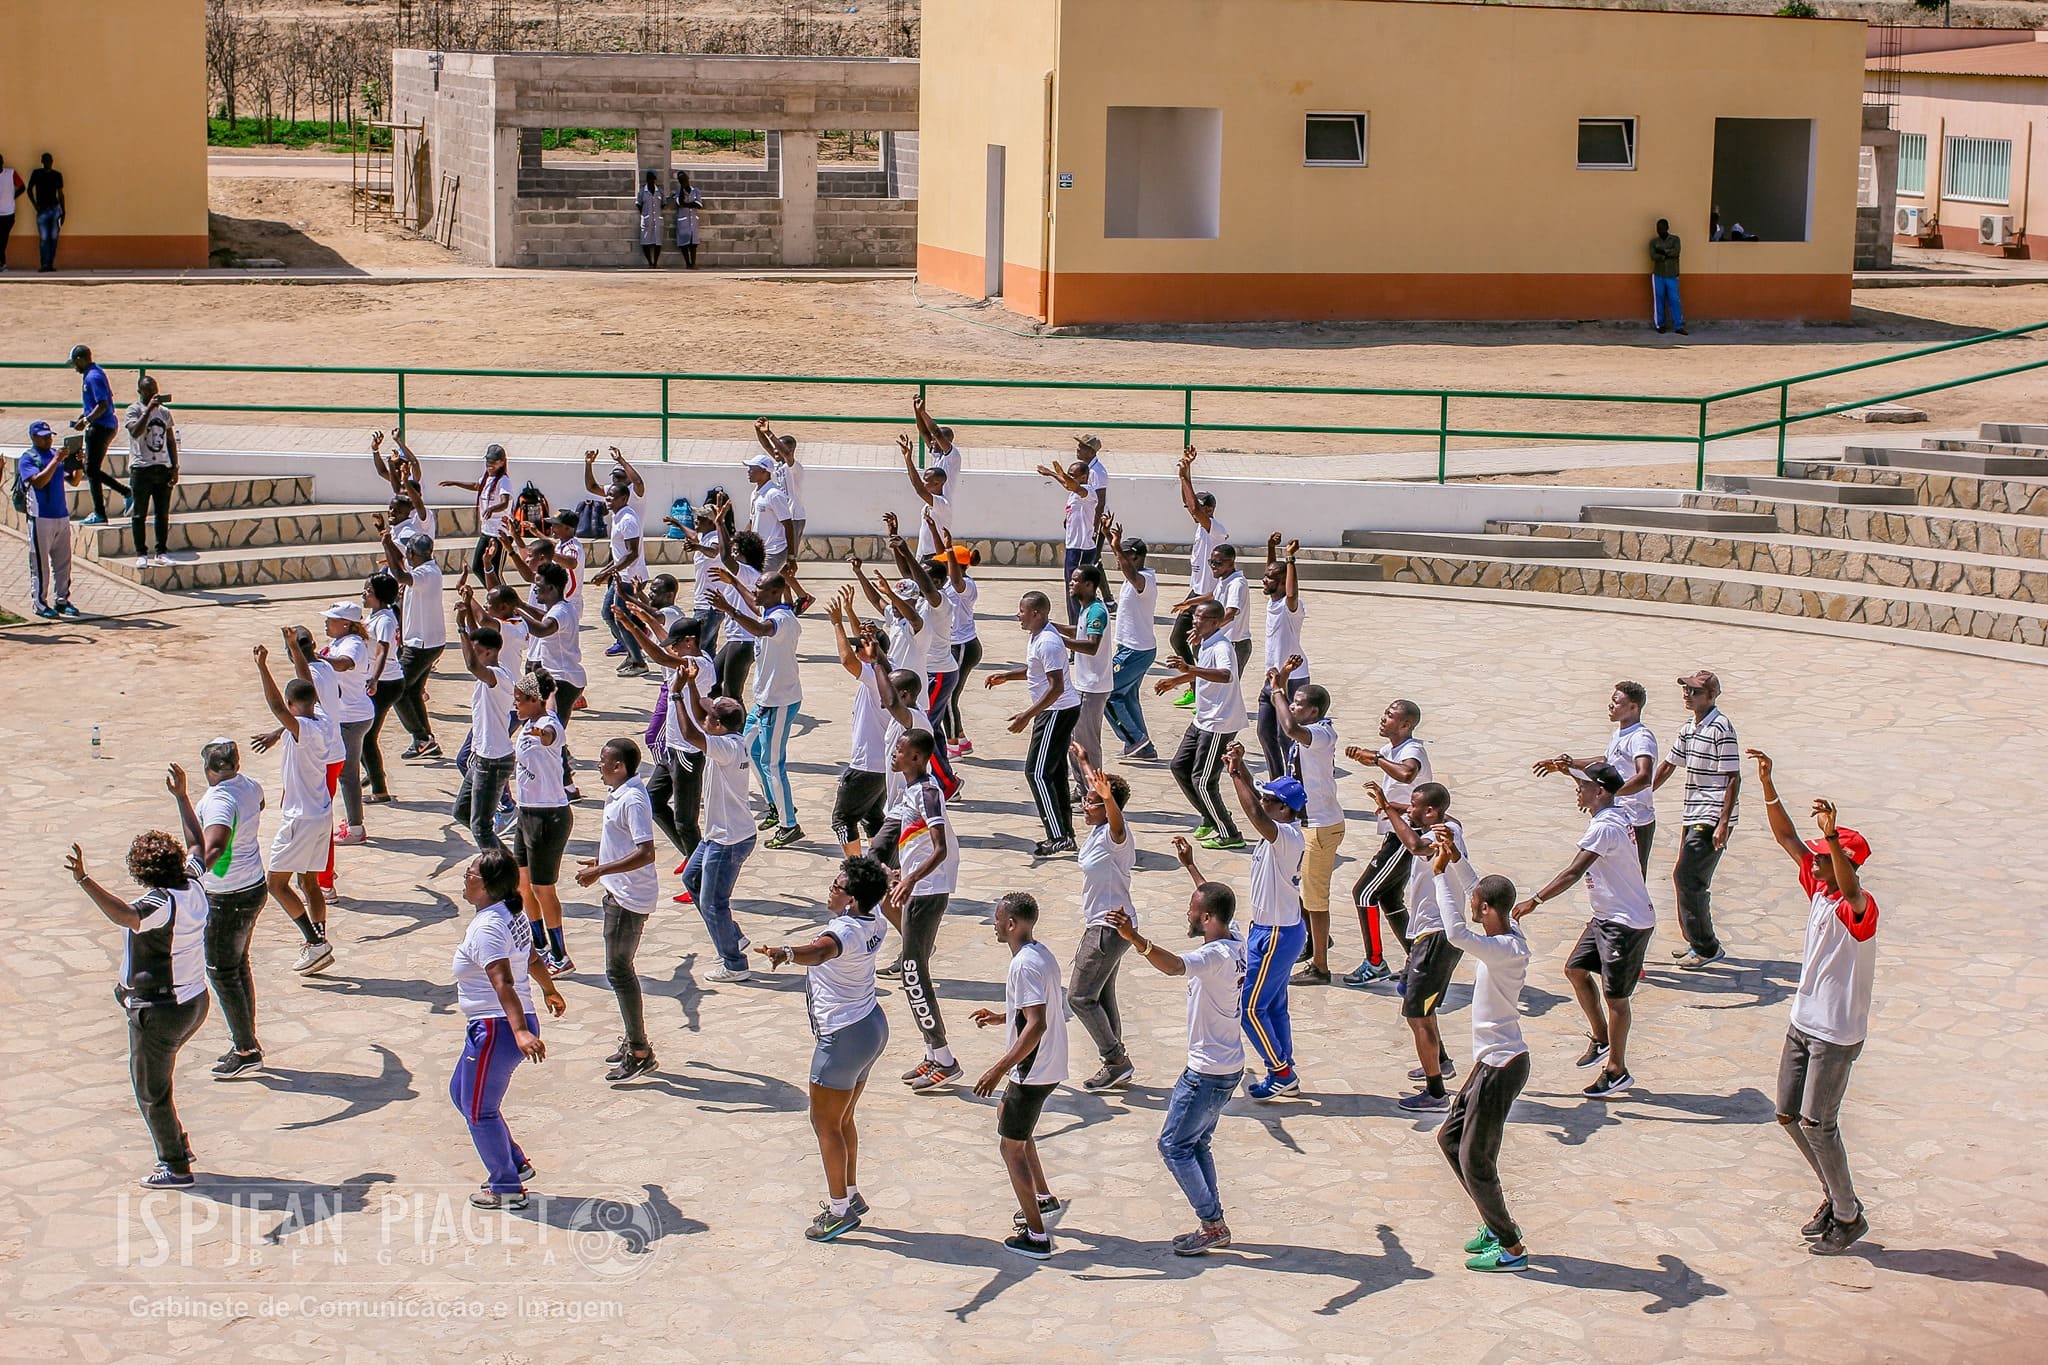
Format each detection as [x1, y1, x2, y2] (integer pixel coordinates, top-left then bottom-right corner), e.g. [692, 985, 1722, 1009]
[323, 600, 364, 623]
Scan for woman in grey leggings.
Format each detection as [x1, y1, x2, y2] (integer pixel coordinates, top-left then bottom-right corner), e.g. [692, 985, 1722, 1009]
[317, 602, 377, 842]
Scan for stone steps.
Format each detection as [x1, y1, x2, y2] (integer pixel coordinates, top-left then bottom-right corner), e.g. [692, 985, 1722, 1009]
[1577, 504, 1780, 534]
[1842, 444, 2048, 477]
[74, 503, 481, 561]
[1704, 473, 1918, 505]
[101, 539, 478, 593]
[1685, 491, 2048, 559]
[1979, 422, 2048, 445]
[1923, 438, 2048, 458]
[1338, 529, 1605, 558]
[0, 473, 316, 538]
[1777, 459, 2048, 517]
[1149, 551, 1385, 583]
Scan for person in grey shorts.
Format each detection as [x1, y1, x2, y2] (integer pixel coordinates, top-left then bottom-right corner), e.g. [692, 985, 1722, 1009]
[1749, 749, 1880, 1257]
[757, 855, 892, 1244]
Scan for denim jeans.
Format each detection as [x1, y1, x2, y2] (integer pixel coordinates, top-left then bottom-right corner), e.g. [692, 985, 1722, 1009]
[1652, 273, 1684, 330]
[603, 580, 643, 665]
[683, 835, 756, 970]
[203, 882, 268, 1054]
[453, 753, 516, 851]
[37, 206, 61, 270]
[1158, 1066, 1242, 1223]
[1777, 1024, 1865, 1222]
[1105, 645, 1156, 748]
[128, 994, 210, 1172]
[603, 898, 651, 1051]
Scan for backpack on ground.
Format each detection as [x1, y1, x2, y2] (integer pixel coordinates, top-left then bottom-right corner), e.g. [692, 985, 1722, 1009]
[574, 497, 609, 541]
[665, 495, 694, 538]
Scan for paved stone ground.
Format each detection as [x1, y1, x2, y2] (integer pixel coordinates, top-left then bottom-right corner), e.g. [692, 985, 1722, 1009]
[4, 569, 2045, 1361]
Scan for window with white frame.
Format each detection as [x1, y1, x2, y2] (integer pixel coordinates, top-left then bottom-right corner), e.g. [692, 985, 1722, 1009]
[1897, 132, 1927, 196]
[1304, 113, 1367, 166]
[1943, 135, 2011, 203]
[1577, 118, 1637, 170]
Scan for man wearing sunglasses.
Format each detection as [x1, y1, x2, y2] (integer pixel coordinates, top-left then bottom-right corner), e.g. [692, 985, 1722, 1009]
[1652, 670, 1739, 969]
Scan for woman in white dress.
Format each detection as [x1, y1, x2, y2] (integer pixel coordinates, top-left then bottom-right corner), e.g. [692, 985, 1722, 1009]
[636, 171, 664, 268]
[673, 169, 703, 269]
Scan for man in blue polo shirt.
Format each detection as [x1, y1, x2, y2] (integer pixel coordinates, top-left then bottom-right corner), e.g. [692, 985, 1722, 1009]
[70, 343, 128, 525]
[17, 420, 78, 617]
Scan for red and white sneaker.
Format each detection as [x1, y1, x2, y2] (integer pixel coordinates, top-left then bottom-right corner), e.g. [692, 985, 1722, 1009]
[572, 694, 589, 711]
[951, 738, 974, 757]
[673, 889, 694, 905]
[337, 825, 368, 846]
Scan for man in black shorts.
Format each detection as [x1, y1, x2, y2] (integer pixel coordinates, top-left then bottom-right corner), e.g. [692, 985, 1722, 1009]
[1515, 760, 1656, 1098]
[1364, 780, 1469, 1111]
[971, 892, 1070, 1259]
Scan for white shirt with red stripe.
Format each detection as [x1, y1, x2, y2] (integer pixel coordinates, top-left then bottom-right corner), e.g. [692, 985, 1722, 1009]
[1788, 853, 1879, 1046]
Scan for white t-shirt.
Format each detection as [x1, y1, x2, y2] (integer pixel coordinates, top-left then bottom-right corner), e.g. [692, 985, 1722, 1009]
[1114, 567, 1158, 652]
[1004, 940, 1070, 1087]
[194, 774, 266, 893]
[368, 607, 405, 682]
[478, 473, 510, 537]
[713, 562, 760, 616]
[599, 776, 659, 913]
[1026, 626, 1081, 711]
[1215, 571, 1251, 643]
[1190, 516, 1229, 597]
[690, 528, 724, 610]
[808, 911, 887, 1035]
[1579, 806, 1656, 930]
[1063, 489, 1099, 549]
[883, 707, 934, 805]
[752, 483, 794, 556]
[321, 635, 376, 722]
[701, 731, 753, 844]
[514, 715, 568, 808]
[1789, 857, 1881, 1046]
[923, 593, 957, 676]
[494, 614, 530, 665]
[886, 603, 936, 684]
[302, 659, 347, 756]
[936, 443, 962, 491]
[660, 652, 716, 755]
[530, 601, 586, 689]
[917, 494, 953, 558]
[1406, 819, 1470, 940]
[1264, 596, 1308, 676]
[772, 456, 807, 520]
[554, 536, 586, 615]
[1078, 820, 1136, 929]
[609, 507, 649, 583]
[124, 884, 211, 1007]
[1086, 456, 1108, 503]
[1192, 633, 1243, 733]
[1608, 722, 1660, 828]
[945, 577, 980, 645]
[846, 664, 890, 773]
[753, 608, 803, 708]
[453, 904, 536, 1019]
[1376, 737, 1432, 833]
[889, 776, 958, 897]
[402, 561, 447, 649]
[1070, 600, 1112, 694]
[469, 662, 516, 760]
[1249, 820, 1306, 927]
[1289, 719, 1343, 829]
[1183, 934, 1248, 1074]
[396, 507, 437, 545]
[278, 715, 338, 819]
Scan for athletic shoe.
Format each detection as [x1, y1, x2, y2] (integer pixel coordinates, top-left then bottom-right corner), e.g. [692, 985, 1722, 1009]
[901, 1059, 933, 1083]
[1583, 1068, 1635, 1098]
[82, 513, 107, 525]
[1575, 1038, 1611, 1069]
[1172, 1222, 1232, 1256]
[1801, 1200, 1834, 1239]
[337, 825, 368, 846]
[211, 1050, 263, 1079]
[876, 958, 904, 978]
[140, 1163, 195, 1189]
[765, 825, 805, 850]
[1810, 1206, 1867, 1256]
[33, 605, 60, 619]
[1173, 687, 1195, 708]
[416, 740, 443, 759]
[134, 556, 150, 570]
[672, 890, 694, 904]
[56, 601, 81, 618]
[1126, 744, 1158, 762]
[805, 1204, 863, 1243]
[1191, 825, 1215, 842]
[1408, 1058, 1457, 1081]
[469, 1190, 530, 1210]
[1202, 835, 1247, 852]
[1464, 1226, 1501, 1254]
[492, 806, 518, 841]
[292, 941, 335, 974]
[1002, 1231, 1053, 1260]
[605, 1051, 659, 1082]
[605, 1036, 631, 1065]
[756, 807, 781, 831]
[1343, 959, 1393, 987]
[954, 738, 974, 756]
[1289, 965, 1332, 986]
[1012, 1194, 1064, 1230]
[605, 642, 627, 657]
[516, 1159, 536, 1183]
[1246, 1069, 1299, 1101]
[847, 1192, 870, 1218]
[1081, 1058, 1134, 1092]
[946, 740, 966, 758]
[542, 950, 575, 976]
[1032, 837, 1076, 858]
[150, 554, 172, 568]
[706, 965, 751, 984]
[674, 860, 690, 875]
[616, 660, 649, 676]
[1676, 948, 1727, 970]
[571, 694, 588, 710]
[1398, 1088, 1452, 1113]
[1466, 1246, 1529, 1273]
[908, 1061, 963, 1093]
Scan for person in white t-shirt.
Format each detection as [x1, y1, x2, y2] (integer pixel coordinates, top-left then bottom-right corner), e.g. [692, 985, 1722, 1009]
[165, 741, 269, 1077]
[670, 679, 762, 982]
[745, 453, 799, 578]
[1343, 699, 1431, 986]
[882, 728, 963, 1093]
[826, 589, 894, 857]
[377, 525, 448, 760]
[720, 567, 806, 849]
[754, 418, 809, 557]
[896, 433, 955, 558]
[1053, 563, 1114, 801]
[1167, 446, 1228, 699]
[574, 738, 663, 1080]
[911, 393, 961, 493]
[316, 600, 377, 845]
[1363, 780, 1469, 1112]
[1270, 673, 1343, 985]
[970, 892, 1069, 1260]
[251, 644, 340, 974]
[1515, 760, 1656, 1100]
[1534, 679, 1660, 876]
[1749, 749, 1879, 1257]
[440, 441, 511, 593]
[593, 478, 651, 676]
[1068, 746, 1137, 1092]
[1256, 535, 1309, 779]
[450, 587, 519, 857]
[984, 590, 1083, 857]
[1100, 520, 1160, 761]
[756, 854, 894, 1243]
[508, 671, 574, 972]
[1108, 880, 1246, 1256]
[930, 542, 983, 759]
[359, 572, 409, 804]
[1035, 454, 1099, 623]
[1216, 750, 1308, 1101]
[1154, 600, 1244, 849]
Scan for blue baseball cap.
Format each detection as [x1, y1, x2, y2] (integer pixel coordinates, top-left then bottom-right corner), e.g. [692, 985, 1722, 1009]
[1259, 776, 1309, 812]
[27, 420, 53, 438]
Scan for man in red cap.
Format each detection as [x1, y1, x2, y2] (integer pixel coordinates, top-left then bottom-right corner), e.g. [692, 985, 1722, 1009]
[1747, 748, 1878, 1256]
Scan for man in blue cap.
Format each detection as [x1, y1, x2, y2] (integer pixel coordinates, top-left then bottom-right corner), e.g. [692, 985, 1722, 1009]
[17, 420, 78, 617]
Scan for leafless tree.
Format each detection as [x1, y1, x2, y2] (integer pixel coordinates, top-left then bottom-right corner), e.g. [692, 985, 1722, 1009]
[205, 0, 247, 127]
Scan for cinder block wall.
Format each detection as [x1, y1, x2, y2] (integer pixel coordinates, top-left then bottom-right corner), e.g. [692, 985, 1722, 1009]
[817, 198, 917, 267]
[391, 54, 498, 262]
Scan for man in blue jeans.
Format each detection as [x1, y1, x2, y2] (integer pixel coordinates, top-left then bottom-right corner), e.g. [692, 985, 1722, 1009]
[1108, 881, 1245, 1256]
[1102, 524, 1159, 760]
[1650, 219, 1688, 336]
[673, 674, 758, 983]
[27, 153, 63, 271]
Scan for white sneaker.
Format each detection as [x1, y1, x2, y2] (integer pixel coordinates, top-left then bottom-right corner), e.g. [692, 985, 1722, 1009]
[336, 825, 368, 846]
[705, 966, 751, 984]
[151, 554, 173, 567]
[134, 556, 151, 569]
[292, 941, 335, 974]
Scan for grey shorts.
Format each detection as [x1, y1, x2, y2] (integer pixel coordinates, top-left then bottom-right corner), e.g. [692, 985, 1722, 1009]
[810, 1002, 889, 1090]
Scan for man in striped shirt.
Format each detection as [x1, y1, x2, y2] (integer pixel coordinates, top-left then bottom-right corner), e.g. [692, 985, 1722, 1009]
[1652, 670, 1739, 969]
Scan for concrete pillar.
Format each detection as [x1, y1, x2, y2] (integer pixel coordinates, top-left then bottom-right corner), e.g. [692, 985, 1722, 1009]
[780, 129, 820, 266]
[490, 123, 521, 266]
[635, 127, 669, 184]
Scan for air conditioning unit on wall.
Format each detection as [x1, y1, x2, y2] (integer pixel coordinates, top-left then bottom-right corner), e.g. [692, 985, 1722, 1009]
[1980, 215, 2015, 245]
[1896, 206, 1921, 235]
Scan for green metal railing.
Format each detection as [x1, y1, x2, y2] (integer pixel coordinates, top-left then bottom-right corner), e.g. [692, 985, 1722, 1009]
[4, 318, 2044, 489]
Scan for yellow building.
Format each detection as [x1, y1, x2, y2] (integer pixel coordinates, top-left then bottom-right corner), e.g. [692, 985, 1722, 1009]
[918, 0, 1866, 325]
[0, 0, 209, 269]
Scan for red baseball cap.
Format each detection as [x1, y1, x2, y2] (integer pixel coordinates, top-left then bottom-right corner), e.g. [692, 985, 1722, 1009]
[1805, 827, 1871, 866]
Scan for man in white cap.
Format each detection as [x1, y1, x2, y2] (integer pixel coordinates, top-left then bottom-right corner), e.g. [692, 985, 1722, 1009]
[747, 454, 798, 579]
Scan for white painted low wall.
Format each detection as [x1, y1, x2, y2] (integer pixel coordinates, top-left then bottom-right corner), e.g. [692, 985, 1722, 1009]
[180, 448, 1687, 542]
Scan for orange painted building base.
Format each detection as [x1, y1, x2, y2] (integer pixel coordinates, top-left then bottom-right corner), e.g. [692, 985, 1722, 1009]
[0, 234, 209, 271]
[919, 243, 1850, 324]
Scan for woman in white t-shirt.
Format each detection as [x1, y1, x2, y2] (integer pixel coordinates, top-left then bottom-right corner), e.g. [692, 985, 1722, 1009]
[440, 442, 511, 593]
[1054, 563, 1115, 800]
[318, 600, 378, 843]
[359, 572, 408, 805]
[450, 848, 564, 1210]
[934, 546, 982, 758]
[756, 854, 894, 1243]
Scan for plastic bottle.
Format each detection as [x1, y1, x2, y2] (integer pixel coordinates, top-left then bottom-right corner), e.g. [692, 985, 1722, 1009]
[91, 724, 102, 756]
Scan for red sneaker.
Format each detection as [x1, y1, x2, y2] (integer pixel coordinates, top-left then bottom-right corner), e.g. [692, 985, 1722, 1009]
[572, 695, 589, 711]
[673, 890, 694, 904]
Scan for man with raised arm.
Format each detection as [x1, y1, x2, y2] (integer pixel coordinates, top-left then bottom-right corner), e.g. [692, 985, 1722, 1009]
[1166, 446, 1229, 706]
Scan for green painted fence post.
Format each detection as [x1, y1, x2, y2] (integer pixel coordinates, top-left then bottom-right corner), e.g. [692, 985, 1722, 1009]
[1695, 398, 1709, 491]
[396, 370, 407, 435]
[1437, 394, 1449, 484]
[1182, 388, 1193, 449]
[1775, 383, 1789, 477]
[916, 380, 928, 467]
[660, 376, 670, 462]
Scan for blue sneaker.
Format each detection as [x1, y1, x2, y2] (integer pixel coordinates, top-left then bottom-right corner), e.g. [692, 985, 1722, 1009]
[1398, 1088, 1452, 1113]
[1246, 1069, 1299, 1101]
[604, 642, 627, 657]
[140, 1163, 195, 1189]
[1342, 959, 1393, 987]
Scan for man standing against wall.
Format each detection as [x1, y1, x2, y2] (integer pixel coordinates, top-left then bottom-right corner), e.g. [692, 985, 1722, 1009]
[1650, 219, 1687, 336]
[28, 153, 63, 272]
